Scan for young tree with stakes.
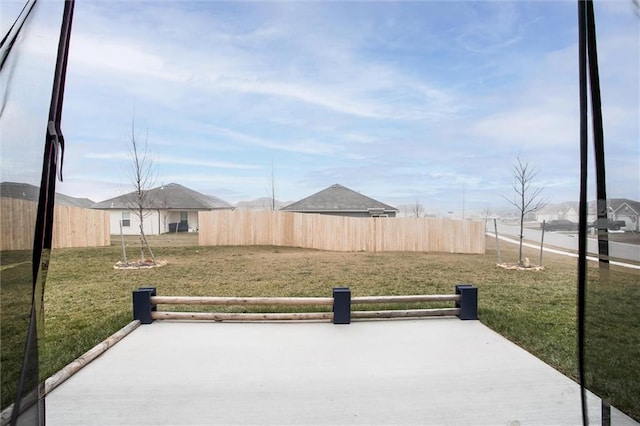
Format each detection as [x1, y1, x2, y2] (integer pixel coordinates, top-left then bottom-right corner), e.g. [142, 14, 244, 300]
[503, 158, 548, 266]
[123, 120, 156, 265]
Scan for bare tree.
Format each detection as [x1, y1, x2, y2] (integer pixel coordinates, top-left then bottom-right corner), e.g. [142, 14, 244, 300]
[502, 158, 548, 265]
[266, 160, 277, 211]
[411, 200, 424, 218]
[480, 207, 492, 231]
[123, 119, 157, 265]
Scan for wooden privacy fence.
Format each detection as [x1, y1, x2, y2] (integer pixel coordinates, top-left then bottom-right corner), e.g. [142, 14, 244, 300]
[0, 198, 110, 250]
[0, 198, 37, 250]
[199, 211, 485, 254]
[52, 204, 110, 249]
[132, 285, 478, 324]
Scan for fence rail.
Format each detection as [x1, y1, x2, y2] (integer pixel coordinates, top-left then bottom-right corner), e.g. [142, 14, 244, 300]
[1, 198, 110, 250]
[133, 285, 478, 324]
[151, 311, 334, 321]
[351, 309, 460, 319]
[198, 211, 485, 253]
[151, 296, 334, 306]
[352, 294, 460, 304]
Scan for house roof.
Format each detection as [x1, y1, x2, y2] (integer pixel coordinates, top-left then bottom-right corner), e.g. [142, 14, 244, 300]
[235, 197, 290, 211]
[610, 198, 640, 215]
[281, 184, 398, 213]
[1, 181, 95, 208]
[537, 202, 580, 216]
[91, 183, 234, 210]
[537, 199, 640, 216]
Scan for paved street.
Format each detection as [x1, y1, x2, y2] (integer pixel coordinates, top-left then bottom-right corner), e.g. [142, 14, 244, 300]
[492, 223, 640, 263]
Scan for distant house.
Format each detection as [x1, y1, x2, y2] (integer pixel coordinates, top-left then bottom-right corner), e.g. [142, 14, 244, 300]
[235, 197, 290, 211]
[281, 184, 398, 218]
[610, 199, 640, 232]
[1, 181, 94, 207]
[91, 183, 234, 235]
[536, 203, 579, 223]
[535, 198, 640, 231]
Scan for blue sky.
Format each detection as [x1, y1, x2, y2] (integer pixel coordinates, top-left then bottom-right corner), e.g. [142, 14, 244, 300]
[1, 1, 638, 216]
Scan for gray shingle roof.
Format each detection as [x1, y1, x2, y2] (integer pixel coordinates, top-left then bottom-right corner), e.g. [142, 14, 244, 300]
[91, 183, 234, 210]
[1, 181, 95, 208]
[610, 198, 640, 214]
[537, 199, 640, 216]
[537, 202, 579, 215]
[281, 184, 398, 213]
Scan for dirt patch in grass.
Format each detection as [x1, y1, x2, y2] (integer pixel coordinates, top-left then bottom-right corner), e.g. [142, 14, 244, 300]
[114, 260, 168, 269]
[497, 262, 544, 271]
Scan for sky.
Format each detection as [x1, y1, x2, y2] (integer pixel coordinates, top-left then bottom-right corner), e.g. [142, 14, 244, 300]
[1, 0, 638, 217]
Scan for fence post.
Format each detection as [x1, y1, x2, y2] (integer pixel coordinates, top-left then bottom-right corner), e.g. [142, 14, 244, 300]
[133, 287, 157, 324]
[333, 287, 351, 324]
[455, 284, 478, 320]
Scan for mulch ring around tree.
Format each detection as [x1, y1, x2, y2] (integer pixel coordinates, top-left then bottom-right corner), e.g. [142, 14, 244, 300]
[114, 260, 167, 270]
[497, 262, 544, 271]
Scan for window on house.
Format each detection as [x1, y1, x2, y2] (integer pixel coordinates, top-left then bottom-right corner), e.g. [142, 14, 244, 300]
[180, 211, 188, 224]
[121, 211, 130, 227]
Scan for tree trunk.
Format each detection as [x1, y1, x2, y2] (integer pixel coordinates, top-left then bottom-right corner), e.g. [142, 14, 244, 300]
[142, 230, 156, 263]
[518, 173, 525, 265]
[519, 215, 524, 265]
[139, 225, 145, 264]
[120, 220, 127, 265]
[138, 223, 156, 264]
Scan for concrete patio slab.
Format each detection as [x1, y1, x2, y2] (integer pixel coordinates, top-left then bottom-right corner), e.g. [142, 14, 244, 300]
[46, 319, 637, 425]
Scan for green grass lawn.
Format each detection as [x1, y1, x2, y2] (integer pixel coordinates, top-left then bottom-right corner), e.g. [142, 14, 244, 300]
[1, 234, 638, 420]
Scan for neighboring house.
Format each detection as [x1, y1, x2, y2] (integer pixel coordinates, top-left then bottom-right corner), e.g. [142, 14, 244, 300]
[536, 203, 579, 223]
[91, 183, 234, 235]
[610, 199, 640, 232]
[1, 181, 94, 207]
[535, 198, 640, 231]
[281, 183, 398, 218]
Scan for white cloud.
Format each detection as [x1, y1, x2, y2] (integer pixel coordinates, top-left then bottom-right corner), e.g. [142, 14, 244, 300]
[4, 1, 636, 212]
[471, 107, 578, 148]
[154, 155, 261, 170]
[85, 152, 260, 170]
[58, 2, 463, 125]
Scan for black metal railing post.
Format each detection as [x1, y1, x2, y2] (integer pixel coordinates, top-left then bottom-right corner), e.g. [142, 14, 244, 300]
[133, 287, 157, 324]
[333, 287, 351, 324]
[455, 284, 478, 320]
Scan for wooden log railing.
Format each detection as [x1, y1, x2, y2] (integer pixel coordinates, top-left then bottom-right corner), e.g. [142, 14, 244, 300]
[148, 295, 334, 322]
[132, 285, 478, 325]
[350, 293, 467, 320]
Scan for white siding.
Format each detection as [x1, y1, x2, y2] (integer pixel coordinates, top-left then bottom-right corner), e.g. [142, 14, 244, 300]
[108, 210, 161, 235]
[104, 209, 207, 235]
[613, 203, 639, 231]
